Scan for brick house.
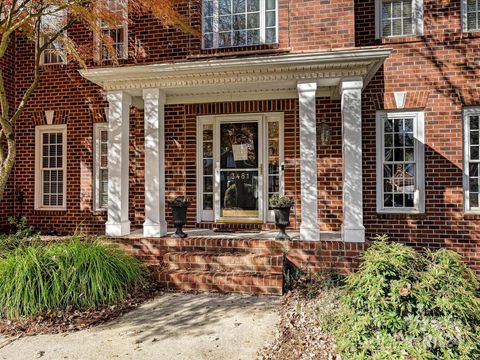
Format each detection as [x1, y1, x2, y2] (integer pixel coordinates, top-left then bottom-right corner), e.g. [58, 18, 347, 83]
[1, 0, 480, 293]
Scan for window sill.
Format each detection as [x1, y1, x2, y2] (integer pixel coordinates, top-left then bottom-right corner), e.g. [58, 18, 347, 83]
[377, 209, 425, 215]
[378, 35, 424, 44]
[190, 45, 290, 60]
[463, 211, 480, 218]
[34, 207, 67, 212]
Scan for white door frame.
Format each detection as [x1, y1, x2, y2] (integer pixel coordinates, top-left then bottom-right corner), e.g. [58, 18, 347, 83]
[196, 112, 284, 224]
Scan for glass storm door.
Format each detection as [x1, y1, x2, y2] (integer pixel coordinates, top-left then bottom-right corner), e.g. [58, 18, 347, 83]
[197, 114, 283, 224]
[217, 121, 263, 221]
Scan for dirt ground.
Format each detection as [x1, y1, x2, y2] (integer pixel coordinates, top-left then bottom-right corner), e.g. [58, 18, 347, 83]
[0, 292, 279, 360]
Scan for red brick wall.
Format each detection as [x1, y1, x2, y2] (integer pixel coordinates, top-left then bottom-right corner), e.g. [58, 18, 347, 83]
[356, 0, 480, 275]
[0, 37, 16, 230]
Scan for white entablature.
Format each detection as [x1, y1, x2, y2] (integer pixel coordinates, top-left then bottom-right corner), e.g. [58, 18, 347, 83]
[80, 48, 391, 104]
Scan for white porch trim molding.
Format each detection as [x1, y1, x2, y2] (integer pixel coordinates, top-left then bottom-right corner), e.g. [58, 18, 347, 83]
[81, 48, 391, 240]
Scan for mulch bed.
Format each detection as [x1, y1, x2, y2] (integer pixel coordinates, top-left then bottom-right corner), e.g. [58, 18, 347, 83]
[0, 280, 162, 337]
[258, 277, 341, 360]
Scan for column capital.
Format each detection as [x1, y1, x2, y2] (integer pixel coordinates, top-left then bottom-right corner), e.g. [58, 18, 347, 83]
[142, 88, 166, 101]
[297, 81, 318, 94]
[106, 90, 132, 106]
[340, 78, 364, 92]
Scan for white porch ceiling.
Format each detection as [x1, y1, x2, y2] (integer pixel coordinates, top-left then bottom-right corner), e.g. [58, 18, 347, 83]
[80, 48, 392, 105]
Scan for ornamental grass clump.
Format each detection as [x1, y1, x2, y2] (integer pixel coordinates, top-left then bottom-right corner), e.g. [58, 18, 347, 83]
[335, 235, 480, 360]
[0, 235, 146, 319]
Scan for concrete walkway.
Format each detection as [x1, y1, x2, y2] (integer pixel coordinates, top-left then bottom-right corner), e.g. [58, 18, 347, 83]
[0, 293, 279, 360]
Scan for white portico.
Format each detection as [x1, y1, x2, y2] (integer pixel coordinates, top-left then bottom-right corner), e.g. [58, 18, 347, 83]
[80, 48, 391, 242]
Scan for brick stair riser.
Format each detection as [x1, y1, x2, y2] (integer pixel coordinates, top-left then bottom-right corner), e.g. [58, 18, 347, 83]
[164, 253, 283, 273]
[167, 262, 283, 273]
[156, 272, 283, 295]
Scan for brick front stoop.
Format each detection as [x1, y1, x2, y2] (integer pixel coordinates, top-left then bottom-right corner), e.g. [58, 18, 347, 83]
[113, 237, 288, 296]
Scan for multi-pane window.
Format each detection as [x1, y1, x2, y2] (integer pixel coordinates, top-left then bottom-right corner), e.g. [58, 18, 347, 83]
[100, 0, 128, 60]
[35, 125, 67, 210]
[463, 108, 480, 212]
[464, 0, 480, 32]
[268, 120, 280, 209]
[203, 0, 277, 49]
[202, 124, 214, 213]
[94, 124, 109, 210]
[376, 111, 425, 213]
[42, 39, 65, 65]
[376, 0, 423, 37]
[40, 9, 66, 65]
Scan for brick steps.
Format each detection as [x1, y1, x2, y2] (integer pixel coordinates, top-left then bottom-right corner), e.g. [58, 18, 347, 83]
[157, 270, 283, 295]
[164, 251, 283, 273]
[156, 249, 284, 295]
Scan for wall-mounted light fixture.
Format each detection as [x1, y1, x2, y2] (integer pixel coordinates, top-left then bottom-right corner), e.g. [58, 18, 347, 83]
[317, 122, 332, 146]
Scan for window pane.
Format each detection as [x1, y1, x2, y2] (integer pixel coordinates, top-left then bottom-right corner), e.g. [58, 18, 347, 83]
[203, 0, 276, 48]
[382, 117, 417, 209]
[203, 194, 213, 210]
[382, 0, 414, 36]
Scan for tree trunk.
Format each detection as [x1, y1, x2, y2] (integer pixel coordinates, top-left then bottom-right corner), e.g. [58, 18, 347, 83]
[0, 133, 16, 203]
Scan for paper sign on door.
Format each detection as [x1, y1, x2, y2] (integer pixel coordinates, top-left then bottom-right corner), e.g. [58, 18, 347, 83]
[232, 144, 249, 161]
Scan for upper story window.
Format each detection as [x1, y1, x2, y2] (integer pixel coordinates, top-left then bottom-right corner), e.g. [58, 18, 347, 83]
[202, 0, 277, 49]
[42, 38, 66, 65]
[376, 111, 425, 214]
[463, 108, 480, 213]
[375, 0, 423, 38]
[40, 9, 67, 65]
[99, 0, 128, 60]
[463, 0, 480, 32]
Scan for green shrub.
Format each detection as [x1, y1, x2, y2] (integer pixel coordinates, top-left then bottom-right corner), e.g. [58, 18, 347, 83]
[0, 217, 40, 255]
[0, 236, 146, 319]
[335, 235, 480, 360]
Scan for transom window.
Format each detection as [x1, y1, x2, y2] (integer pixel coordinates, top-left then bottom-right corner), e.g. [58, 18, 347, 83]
[376, 111, 425, 213]
[35, 125, 67, 210]
[464, 0, 480, 32]
[93, 123, 109, 210]
[376, 0, 423, 38]
[463, 108, 480, 213]
[202, 0, 277, 49]
[99, 0, 128, 60]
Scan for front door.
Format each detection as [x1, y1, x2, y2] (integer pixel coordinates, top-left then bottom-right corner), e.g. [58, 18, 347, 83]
[197, 113, 284, 224]
[217, 120, 263, 222]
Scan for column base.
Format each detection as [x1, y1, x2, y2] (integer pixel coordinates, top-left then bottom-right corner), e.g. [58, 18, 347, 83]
[300, 226, 320, 241]
[106, 221, 131, 237]
[342, 226, 365, 243]
[143, 221, 168, 238]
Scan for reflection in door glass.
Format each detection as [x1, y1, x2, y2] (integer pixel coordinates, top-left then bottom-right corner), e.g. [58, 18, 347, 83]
[220, 122, 259, 218]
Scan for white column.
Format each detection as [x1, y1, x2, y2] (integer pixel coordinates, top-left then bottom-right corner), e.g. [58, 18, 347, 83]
[341, 79, 365, 243]
[106, 91, 132, 237]
[143, 88, 167, 237]
[298, 81, 320, 241]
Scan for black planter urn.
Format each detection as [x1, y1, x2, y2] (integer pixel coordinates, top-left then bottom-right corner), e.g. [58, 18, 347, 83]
[273, 206, 292, 240]
[171, 205, 188, 238]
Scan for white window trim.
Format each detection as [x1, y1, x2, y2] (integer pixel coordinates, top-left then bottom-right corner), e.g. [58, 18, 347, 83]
[95, 0, 129, 61]
[201, 0, 278, 50]
[375, 0, 424, 39]
[40, 35, 68, 66]
[93, 123, 108, 211]
[35, 124, 67, 211]
[463, 107, 480, 214]
[462, 0, 480, 32]
[376, 110, 425, 214]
